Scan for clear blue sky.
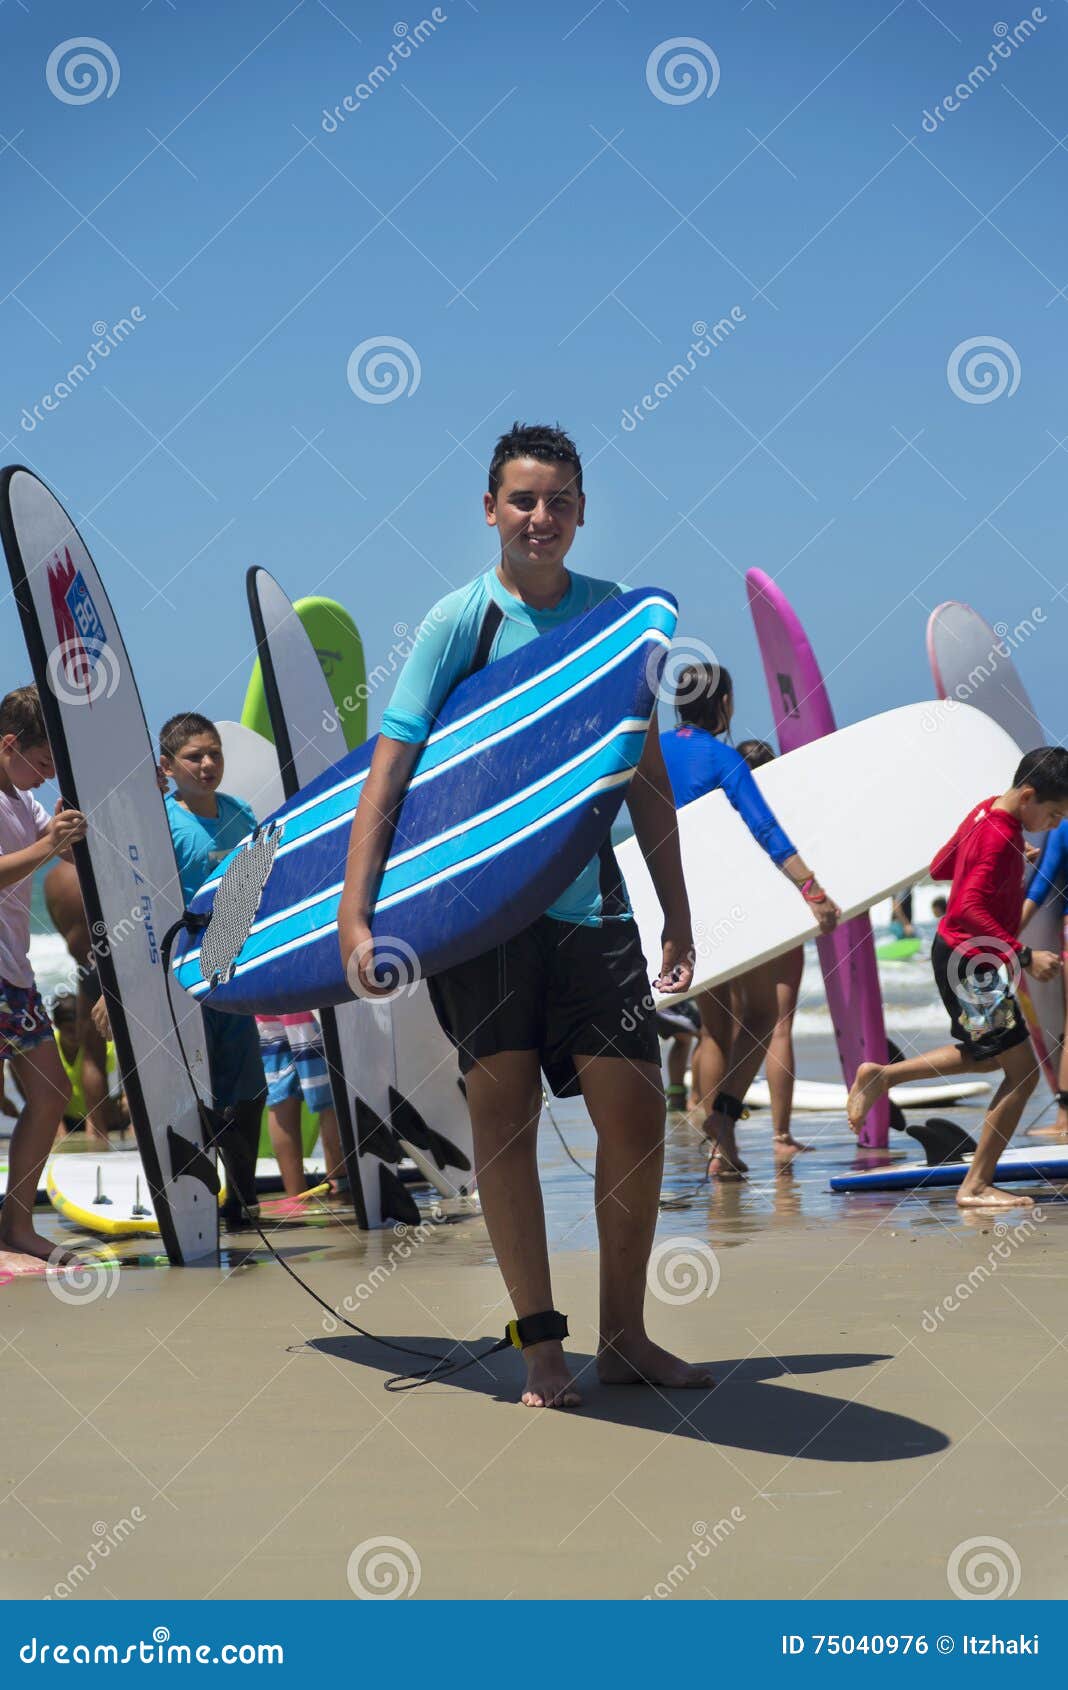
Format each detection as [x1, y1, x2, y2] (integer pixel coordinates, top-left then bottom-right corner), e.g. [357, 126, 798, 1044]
[3, 0, 1067, 747]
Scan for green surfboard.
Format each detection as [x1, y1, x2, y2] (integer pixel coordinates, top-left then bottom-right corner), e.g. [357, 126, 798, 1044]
[242, 596, 367, 753]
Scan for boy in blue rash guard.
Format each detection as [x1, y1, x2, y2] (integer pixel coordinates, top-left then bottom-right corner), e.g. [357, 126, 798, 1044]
[661, 665, 840, 1179]
[339, 422, 712, 1411]
[160, 712, 266, 1225]
[1019, 817, 1068, 1135]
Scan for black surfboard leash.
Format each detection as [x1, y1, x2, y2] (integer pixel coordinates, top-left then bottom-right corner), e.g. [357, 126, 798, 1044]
[158, 915, 539, 1392]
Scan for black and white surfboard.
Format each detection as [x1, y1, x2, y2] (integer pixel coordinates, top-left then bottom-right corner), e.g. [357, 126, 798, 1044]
[245, 566, 441, 1228]
[0, 466, 218, 1264]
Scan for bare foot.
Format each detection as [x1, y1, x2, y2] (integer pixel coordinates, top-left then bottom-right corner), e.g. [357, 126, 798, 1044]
[1028, 1111, 1068, 1139]
[521, 1340, 582, 1409]
[846, 1062, 887, 1133]
[0, 1228, 79, 1267]
[598, 1335, 716, 1389]
[702, 1111, 747, 1178]
[773, 1134, 812, 1160]
[956, 1183, 1035, 1210]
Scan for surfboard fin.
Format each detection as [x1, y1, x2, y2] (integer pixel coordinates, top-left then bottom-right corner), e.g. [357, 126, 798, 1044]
[907, 1117, 979, 1166]
[387, 1086, 472, 1173]
[166, 1125, 221, 1194]
[378, 1164, 421, 1227]
[354, 1096, 403, 1164]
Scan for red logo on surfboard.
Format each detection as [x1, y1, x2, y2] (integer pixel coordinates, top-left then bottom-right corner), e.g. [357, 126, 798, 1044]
[47, 549, 110, 706]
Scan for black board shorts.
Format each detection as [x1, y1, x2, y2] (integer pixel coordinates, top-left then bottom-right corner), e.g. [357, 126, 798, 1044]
[931, 932, 1031, 1063]
[427, 914, 661, 1098]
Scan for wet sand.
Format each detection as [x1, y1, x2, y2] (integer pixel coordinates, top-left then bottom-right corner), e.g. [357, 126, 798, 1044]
[3, 1066, 1068, 1601]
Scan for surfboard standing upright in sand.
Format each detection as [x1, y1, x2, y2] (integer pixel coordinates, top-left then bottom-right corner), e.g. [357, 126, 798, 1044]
[0, 466, 218, 1265]
[927, 600, 1065, 1093]
[243, 567, 460, 1225]
[746, 567, 893, 1148]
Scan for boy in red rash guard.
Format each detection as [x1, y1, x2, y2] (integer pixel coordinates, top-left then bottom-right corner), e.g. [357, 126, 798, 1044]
[847, 748, 1068, 1209]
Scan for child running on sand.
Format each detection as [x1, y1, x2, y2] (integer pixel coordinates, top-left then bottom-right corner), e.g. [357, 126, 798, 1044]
[340, 422, 711, 1410]
[847, 748, 1068, 1208]
[160, 712, 266, 1225]
[0, 686, 87, 1272]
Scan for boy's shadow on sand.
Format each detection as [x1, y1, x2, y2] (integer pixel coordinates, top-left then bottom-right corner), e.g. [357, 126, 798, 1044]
[314, 1339, 947, 1461]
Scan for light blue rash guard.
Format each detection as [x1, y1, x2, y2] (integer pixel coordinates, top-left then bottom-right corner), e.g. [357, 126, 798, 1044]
[380, 566, 628, 926]
[1028, 818, 1068, 912]
[660, 724, 797, 866]
[166, 791, 257, 906]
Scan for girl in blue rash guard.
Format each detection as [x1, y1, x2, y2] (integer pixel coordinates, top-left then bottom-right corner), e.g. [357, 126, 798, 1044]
[660, 665, 841, 1179]
[1019, 817, 1068, 1136]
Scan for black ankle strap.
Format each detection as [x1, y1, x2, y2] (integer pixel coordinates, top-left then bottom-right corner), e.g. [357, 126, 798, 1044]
[713, 1092, 748, 1123]
[507, 1310, 569, 1350]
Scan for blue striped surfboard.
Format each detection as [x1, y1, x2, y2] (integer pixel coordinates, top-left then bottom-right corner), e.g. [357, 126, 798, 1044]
[170, 587, 677, 1014]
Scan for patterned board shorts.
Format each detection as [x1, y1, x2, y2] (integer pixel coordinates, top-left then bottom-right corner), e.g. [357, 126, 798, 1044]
[256, 1014, 333, 1113]
[0, 978, 53, 1060]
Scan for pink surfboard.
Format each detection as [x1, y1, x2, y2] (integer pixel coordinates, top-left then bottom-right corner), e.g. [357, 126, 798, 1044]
[746, 568, 892, 1147]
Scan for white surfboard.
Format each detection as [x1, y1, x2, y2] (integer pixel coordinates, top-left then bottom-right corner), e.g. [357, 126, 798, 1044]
[216, 720, 284, 820]
[928, 600, 1065, 1092]
[46, 1152, 328, 1236]
[743, 1077, 991, 1113]
[1, 467, 217, 1265]
[619, 701, 1021, 1002]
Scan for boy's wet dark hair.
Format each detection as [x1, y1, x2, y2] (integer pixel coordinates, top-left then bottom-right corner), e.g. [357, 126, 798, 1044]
[1013, 746, 1068, 802]
[676, 663, 733, 736]
[0, 684, 47, 749]
[488, 423, 583, 498]
[931, 896, 947, 918]
[737, 737, 776, 770]
[159, 711, 220, 761]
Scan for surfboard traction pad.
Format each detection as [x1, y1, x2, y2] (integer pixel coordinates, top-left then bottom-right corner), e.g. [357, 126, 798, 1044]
[199, 825, 281, 986]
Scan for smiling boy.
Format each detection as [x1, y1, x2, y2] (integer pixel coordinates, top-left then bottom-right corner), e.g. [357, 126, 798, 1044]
[339, 423, 712, 1408]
